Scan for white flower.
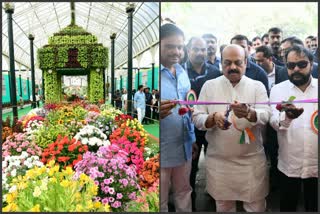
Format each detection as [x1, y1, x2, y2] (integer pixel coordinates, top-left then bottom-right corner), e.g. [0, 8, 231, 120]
[11, 169, 17, 177]
[9, 185, 17, 193]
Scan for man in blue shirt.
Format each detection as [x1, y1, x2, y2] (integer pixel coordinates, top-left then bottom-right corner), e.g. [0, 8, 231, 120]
[160, 23, 196, 212]
[134, 85, 146, 124]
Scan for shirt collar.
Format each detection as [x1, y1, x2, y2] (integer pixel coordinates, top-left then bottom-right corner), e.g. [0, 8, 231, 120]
[268, 63, 276, 77]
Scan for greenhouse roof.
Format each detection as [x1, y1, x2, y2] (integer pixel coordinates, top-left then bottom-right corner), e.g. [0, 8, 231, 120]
[2, 2, 159, 69]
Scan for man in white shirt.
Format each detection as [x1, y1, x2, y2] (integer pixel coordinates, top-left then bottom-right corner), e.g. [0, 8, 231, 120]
[269, 45, 318, 212]
[192, 44, 270, 212]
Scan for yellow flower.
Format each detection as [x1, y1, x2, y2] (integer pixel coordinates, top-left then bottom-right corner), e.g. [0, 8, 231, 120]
[104, 203, 111, 212]
[30, 204, 41, 212]
[75, 204, 83, 212]
[49, 177, 57, 183]
[17, 181, 28, 190]
[64, 166, 73, 176]
[48, 160, 55, 167]
[49, 165, 60, 176]
[79, 173, 89, 182]
[33, 186, 42, 197]
[5, 193, 16, 203]
[93, 201, 102, 209]
[75, 192, 82, 201]
[87, 201, 94, 210]
[89, 185, 98, 195]
[2, 203, 18, 212]
[60, 180, 71, 187]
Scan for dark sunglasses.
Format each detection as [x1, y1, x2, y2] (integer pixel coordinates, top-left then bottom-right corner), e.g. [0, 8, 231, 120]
[286, 61, 309, 70]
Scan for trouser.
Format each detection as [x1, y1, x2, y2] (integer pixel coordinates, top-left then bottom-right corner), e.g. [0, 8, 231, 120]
[137, 108, 145, 124]
[279, 170, 318, 212]
[190, 133, 208, 211]
[144, 106, 151, 123]
[264, 124, 279, 191]
[161, 161, 192, 212]
[215, 199, 266, 212]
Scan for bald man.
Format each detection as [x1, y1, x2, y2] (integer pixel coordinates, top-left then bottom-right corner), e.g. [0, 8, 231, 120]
[192, 44, 270, 212]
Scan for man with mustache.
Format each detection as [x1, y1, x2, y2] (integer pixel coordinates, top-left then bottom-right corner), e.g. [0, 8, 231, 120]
[192, 44, 270, 212]
[268, 27, 285, 66]
[184, 36, 221, 211]
[269, 45, 318, 212]
[160, 23, 195, 212]
[231, 34, 269, 94]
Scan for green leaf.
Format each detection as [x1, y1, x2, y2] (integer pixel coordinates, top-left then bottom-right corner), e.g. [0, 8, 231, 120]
[288, 96, 296, 102]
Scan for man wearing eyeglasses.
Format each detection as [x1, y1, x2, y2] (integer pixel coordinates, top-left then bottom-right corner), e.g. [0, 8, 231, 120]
[184, 36, 221, 211]
[193, 44, 270, 212]
[269, 45, 318, 212]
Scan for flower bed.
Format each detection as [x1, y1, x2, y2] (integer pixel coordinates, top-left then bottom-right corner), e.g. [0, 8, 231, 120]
[2, 101, 159, 212]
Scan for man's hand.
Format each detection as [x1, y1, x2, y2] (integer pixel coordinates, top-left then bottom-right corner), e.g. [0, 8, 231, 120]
[192, 143, 199, 160]
[160, 100, 176, 119]
[230, 102, 249, 118]
[214, 112, 231, 130]
[283, 103, 304, 119]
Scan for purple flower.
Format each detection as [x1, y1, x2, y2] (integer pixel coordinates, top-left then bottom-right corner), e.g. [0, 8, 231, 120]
[128, 192, 136, 200]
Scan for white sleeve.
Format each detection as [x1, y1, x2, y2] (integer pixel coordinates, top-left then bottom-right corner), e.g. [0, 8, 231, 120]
[192, 81, 214, 131]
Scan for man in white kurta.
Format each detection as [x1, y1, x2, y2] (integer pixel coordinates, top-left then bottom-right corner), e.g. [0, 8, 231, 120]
[269, 45, 318, 211]
[192, 45, 270, 212]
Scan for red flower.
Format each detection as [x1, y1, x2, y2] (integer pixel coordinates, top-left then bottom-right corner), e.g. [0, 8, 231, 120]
[58, 156, 70, 162]
[276, 104, 283, 111]
[178, 107, 189, 115]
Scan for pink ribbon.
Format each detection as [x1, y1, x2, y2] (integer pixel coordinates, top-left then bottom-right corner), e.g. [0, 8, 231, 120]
[171, 98, 318, 105]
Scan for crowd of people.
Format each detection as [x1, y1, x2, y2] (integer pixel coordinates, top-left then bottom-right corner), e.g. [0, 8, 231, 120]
[160, 23, 318, 212]
[113, 86, 159, 124]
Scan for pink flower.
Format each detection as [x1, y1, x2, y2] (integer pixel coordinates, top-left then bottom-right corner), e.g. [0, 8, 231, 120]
[116, 193, 123, 199]
[112, 201, 122, 208]
[108, 187, 115, 195]
[16, 148, 22, 152]
[109, 197, 115, 203]
[101, 197, 109, 204]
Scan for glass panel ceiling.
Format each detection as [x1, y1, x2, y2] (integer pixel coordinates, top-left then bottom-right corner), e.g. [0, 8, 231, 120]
[2, 2, 159, 68]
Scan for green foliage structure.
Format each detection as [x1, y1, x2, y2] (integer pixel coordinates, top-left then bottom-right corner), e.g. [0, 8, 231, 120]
[37, 24, 108, 103]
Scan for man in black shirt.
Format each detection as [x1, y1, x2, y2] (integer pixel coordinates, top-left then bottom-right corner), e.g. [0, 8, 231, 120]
[143, 87, 153, 125]
[184, 36, 221, 211]
[202, 34, 221, 70]
[268, 27, 285, 66]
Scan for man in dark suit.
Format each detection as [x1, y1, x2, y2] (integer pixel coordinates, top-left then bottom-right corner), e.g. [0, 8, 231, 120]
[255, 45, 287, 192]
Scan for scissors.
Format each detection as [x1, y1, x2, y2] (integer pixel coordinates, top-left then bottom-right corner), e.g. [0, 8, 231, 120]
[223, 105, 232, 129]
